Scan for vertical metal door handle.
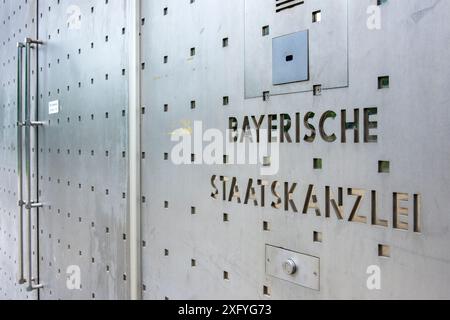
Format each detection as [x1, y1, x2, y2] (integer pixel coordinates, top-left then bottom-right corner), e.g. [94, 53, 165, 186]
[16, 42, 26, 285]
[24, 38, 44, 292]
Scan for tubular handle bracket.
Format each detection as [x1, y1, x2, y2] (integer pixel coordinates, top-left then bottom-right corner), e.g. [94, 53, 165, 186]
[27, 281, 44, 292]
[25, 38, 44, 45]
[26, 120, 45, 127]
[16, 37, 45, 289]
[18, 121, 45, 127]
[25, 202, 44, 210]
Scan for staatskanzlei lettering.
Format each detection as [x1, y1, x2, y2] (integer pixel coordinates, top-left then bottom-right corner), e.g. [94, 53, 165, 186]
[210, 107, 422, 233]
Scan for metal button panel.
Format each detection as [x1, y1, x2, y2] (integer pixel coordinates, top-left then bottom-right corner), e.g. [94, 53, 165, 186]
[266, 245, 320, 291]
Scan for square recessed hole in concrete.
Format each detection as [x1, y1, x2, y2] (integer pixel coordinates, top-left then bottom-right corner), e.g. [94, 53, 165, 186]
[378, 244, 390, 258]
[313, 231, 323, 243]
[314, 158, 323, 170]
[378, 76, 389, 89]
[313, 84, 322, 96]
[378, 161, 390, 173]
[312, 10, 322, 23]
[223, 96, 229, 106]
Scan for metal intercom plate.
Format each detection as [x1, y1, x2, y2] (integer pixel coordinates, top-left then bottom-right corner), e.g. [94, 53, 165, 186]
[244, 0, 349, 98]
[266, 245, 320, 291]
[272, 30, 309, 85]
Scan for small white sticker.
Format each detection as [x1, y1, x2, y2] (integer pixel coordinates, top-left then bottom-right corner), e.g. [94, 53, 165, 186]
[49, 100, 59, 115]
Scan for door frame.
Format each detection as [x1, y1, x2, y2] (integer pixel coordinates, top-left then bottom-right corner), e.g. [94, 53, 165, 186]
[127, 0, 142, 301]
